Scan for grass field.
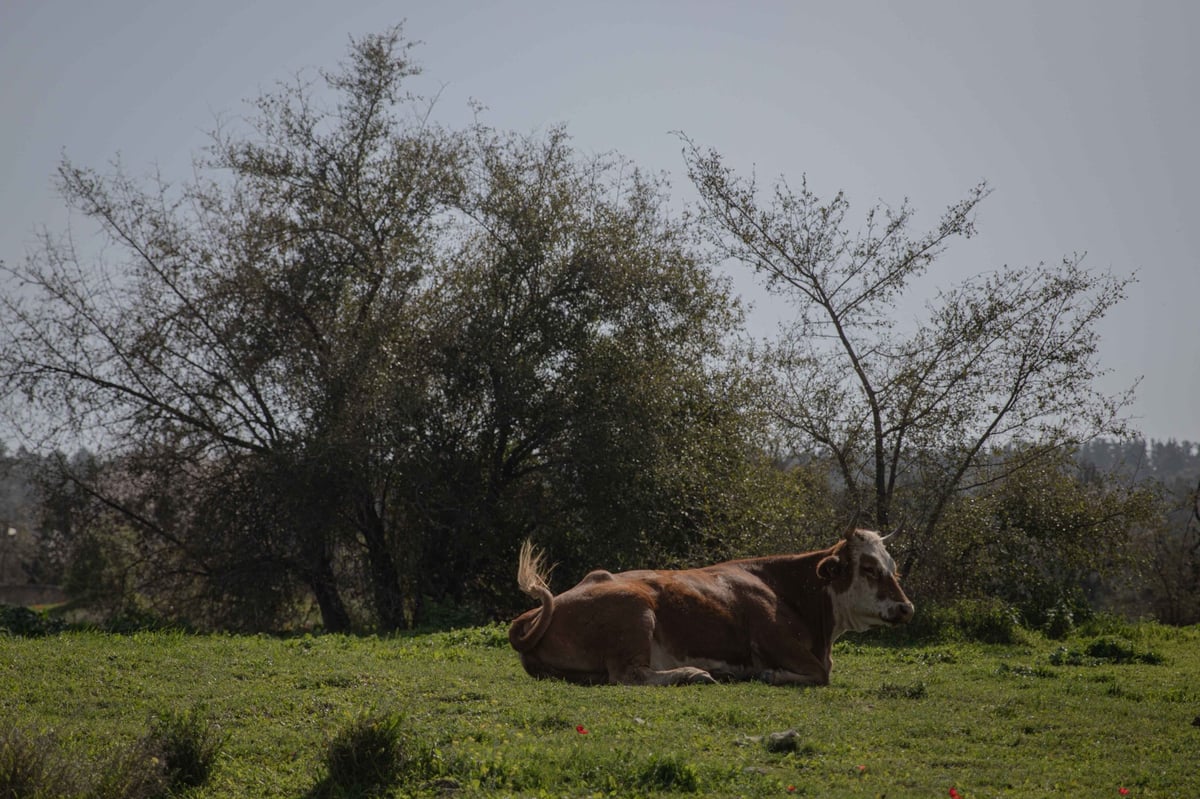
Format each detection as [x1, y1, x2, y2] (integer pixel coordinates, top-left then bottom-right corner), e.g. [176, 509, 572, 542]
[1, 619, 1197, 798]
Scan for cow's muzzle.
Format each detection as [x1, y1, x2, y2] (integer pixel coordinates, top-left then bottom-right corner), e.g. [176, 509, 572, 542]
[884, 602, 915, 625]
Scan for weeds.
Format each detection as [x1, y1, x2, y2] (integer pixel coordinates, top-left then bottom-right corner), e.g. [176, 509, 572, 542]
[87, 740, 169, 799]
[0, 725, 74, 797]
[145, 706, 226, 790]
[0, 705, 222, 799]
[1048, 636, 1164, 666]
[636, 754, 699, 793]
[312, 712, 409, 798]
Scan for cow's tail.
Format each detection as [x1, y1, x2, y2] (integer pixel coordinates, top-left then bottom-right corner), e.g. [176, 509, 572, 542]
[508, 540, 555, 652]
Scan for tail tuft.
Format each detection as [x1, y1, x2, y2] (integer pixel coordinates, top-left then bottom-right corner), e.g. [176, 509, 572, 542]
[517, 539, 553, 598]
[510, 539, 556, 653]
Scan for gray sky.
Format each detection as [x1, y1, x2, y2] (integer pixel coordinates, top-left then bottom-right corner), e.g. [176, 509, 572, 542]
[2, 0, 1197, 442]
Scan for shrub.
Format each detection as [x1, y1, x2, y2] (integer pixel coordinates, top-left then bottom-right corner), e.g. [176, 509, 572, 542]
[86, 739, 169, 799]
[879, 598, 1023, 644]
[144, 706, 226, 791]
[0, 724, 73, 798]
[0, 603, 67, 637]
[635, 754, 699, 793]
[1048, 636, 1164, 666]
[1074, 613, 1137, 639]
[955, 599, 1023, 644]
[0, 708, 223, 799]
[1084, 636, 1163, 665]
[1042, 600, 1076, 640]
[315, 712, 408, 798]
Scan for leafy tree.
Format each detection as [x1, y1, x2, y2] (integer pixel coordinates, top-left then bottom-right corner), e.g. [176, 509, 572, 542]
[1, 28, 797, 629]
[1, 27, 457, 630]
[412, 125, 818, 596]
[682, 138, 1136, 578]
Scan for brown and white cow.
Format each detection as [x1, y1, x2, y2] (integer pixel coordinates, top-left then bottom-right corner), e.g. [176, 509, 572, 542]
[507, 529, 913, 686]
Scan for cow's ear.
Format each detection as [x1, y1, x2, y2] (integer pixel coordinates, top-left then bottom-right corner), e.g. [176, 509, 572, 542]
[816, 554, 844, 581]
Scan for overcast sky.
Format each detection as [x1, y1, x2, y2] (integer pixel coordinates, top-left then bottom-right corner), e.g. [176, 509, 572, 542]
[2, 0, 1197, 443]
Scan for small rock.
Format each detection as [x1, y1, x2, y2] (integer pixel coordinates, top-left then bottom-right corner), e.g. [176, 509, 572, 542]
[766, 729, 803, 753]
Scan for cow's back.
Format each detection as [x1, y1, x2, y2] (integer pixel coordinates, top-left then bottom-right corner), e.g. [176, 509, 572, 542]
[552, 563, 786, 677]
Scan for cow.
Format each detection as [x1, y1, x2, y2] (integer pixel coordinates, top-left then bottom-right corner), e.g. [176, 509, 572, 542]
[507, 528, 914, 686]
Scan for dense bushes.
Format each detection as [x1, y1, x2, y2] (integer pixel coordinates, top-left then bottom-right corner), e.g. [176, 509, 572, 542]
[874, 598, 1025, 645]
[897, 449, 1161, 636]
[0, 603, 66, 637]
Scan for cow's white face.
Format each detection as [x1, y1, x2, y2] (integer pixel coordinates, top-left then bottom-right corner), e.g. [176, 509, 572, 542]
[822, 528, 914, 638]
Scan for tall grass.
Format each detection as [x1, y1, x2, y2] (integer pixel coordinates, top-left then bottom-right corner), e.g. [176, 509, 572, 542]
[0, 705, 224, 799]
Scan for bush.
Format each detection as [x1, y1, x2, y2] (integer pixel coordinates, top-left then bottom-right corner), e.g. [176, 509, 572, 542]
[880, 598, 1023, 644]
[1074, 613, 1138, 639]
[1042, 599, 1076, 640]
[87, 739, 169, 799]
[954, 599, 1023, 644]
[315, 712, 408, 798]
[1048, 636, 1164, 666]
[0, 724, 73, 797]
[144, 706, 226, 791]
[635, 754, 699, 793]
[0, 706, 222, 799]
[0, 603, 67, 637]
[1083, 636, 1163, 665]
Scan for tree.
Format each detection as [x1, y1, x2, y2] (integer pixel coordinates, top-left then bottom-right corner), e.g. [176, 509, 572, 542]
[682, 138, 1135, 578]
[1, 26, 461, 630]
[415, 125, 811, 591]
[1, 29, 796, 630]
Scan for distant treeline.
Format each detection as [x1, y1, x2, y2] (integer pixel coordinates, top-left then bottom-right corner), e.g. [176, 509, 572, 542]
[1076, 438, 1200, 486]
[2, 436, 1197, 629]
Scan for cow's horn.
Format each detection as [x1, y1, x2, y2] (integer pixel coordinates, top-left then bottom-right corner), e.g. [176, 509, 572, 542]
[842, 507, 864, 539]
[880, 515, 907, 542]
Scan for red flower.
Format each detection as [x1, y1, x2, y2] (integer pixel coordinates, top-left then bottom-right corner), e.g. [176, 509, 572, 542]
[949, 789, 961, 799]
[1119, 790, 1130, 796]
[575, 725, 589, 734]
[856, 764, 867, 774]
[786, 786, 796, 794]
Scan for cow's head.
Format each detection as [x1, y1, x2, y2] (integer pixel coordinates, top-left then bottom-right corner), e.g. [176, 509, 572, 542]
[817, 528, 914, 635]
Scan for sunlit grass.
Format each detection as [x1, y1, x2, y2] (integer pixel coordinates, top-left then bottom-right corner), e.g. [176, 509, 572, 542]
[1, 622, 1197, 797]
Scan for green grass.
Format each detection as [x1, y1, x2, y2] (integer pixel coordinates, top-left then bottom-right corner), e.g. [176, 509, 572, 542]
[1, 622, 1197, 797]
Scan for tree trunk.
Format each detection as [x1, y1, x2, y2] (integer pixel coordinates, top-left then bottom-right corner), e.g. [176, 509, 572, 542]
[305, 560, 353, 633]
[356, 494, 410, 631]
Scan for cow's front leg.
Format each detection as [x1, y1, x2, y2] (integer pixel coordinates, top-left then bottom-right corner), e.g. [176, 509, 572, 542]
[758, 667, 829, 686]
[756, 643, 831, 685]
[613, 664, 717, 686]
